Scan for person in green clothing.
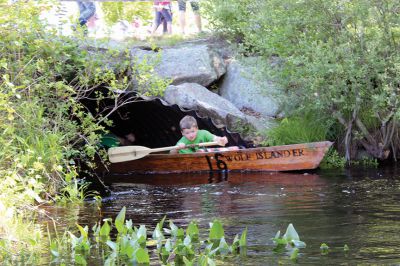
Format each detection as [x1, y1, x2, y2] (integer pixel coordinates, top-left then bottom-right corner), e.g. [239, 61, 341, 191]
[99, 133, 121, 148]
[99, 132, 136, 148]
[171, 115, 229, 154]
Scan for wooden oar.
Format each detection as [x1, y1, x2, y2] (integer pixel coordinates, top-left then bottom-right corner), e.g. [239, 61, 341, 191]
[108, 141, 219, 163]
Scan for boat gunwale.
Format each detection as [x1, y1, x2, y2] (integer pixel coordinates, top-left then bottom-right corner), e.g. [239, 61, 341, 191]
[124, 141, 333, 160]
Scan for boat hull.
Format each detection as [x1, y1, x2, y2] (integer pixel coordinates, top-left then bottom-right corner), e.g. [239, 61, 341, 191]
[107, 141, 333, 175]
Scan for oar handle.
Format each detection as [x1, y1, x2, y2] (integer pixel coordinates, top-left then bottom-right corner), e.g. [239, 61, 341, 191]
[150, 141, 219, 153]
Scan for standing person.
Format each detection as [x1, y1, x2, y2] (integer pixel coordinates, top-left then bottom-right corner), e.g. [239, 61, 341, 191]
[170, 115, 229, 154]
[77, 1, 96, 27]
[152, 0, 172, 35]
[178, 0, 201, 34]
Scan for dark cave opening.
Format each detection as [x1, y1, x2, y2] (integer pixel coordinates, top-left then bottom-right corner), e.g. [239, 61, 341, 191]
[83, 92, 248, 149]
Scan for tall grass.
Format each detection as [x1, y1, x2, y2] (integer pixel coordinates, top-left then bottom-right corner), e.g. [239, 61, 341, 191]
[262, 111, 333, 146]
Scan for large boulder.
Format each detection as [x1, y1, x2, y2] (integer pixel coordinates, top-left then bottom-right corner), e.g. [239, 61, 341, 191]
[130, 42, 226, 87]
[162, 83, 275, 141]
[163, 83, 244, 127]
[219, 57, 280, 117]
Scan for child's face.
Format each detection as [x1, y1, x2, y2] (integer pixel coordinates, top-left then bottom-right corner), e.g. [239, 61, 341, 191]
[181, 126, 198, 141]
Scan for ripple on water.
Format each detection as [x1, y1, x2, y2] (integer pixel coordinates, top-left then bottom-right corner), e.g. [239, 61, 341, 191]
[41, 167, 400, 265]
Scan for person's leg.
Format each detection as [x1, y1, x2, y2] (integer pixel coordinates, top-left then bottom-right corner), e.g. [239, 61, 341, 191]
[162, 17, 167, 34]
[178, 0, 186, 34]
[163, 3, 172, 34]
[160, 9, 173, 34]
[152, 10, 162, 35]
[191, 1, 202, 32]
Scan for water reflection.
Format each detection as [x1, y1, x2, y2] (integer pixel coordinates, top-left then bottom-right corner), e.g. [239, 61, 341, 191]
[41, 167, 400, 264]
[99, 168, 400, 264]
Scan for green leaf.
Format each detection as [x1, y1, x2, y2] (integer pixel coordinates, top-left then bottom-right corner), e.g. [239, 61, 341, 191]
[231, 234, 240, 253]
[290, 247, 299, 261]
[272, 238, 288, 246]
[320, 243, 329, 250]
[50, 249, 59, 257]
[126, 219, 133, 233]
[320, 243, 330, 255]
[218, 237, 230, 255]
[239, 227, 248, 247]
[137, 224, 147, 239]
[135, 248, 150, 264]
[74, 253, 87, 265]
[169, 220, 178, 237]
[183, 256, 194, 266]
[274, 230, 281, 239]
[209, 220, 225, 240]
[183, 235, 191, 247]
[177, 228, 185, 240]
[115, 207, 126, 234]
[291, 239, 306, 248]
[165, 239, 173, 252]
[152, 217, 165, 241]
[344, 244, 350, 251]
[106, 240, 118, 251]
[99, 220, 111, 237]
[76, 224, 88, 240]
[283, 223, 300, 241]
[186, 221, 199, 238]
[207, 257, 216, 266]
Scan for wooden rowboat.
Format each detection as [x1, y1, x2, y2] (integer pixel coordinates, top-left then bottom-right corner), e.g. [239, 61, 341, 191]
[106, 141, 332, 175]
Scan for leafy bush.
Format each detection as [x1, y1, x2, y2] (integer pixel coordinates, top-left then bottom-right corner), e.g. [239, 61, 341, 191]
[0, 1, 168, 260]
[204, 0, 400, 161]
[320, 148, 346, 169]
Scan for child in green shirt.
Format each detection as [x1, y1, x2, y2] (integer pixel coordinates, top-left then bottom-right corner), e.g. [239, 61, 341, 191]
[171, 115, 229, 154]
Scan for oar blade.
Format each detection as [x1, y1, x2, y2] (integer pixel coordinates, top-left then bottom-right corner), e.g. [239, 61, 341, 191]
[108, 146, 151, 163]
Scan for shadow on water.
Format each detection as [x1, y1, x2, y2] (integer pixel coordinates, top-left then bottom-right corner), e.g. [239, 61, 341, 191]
[43, 165, 400, 265]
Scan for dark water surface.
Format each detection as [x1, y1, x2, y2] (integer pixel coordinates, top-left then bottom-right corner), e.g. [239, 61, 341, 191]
[49, 166, 400, 265]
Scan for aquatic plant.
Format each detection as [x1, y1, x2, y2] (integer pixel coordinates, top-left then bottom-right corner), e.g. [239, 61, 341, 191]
[272, 223, 306, 262]
[272, 223, 306, 249]
[320, 243, 330, 255]
[50, 207, 248, 265]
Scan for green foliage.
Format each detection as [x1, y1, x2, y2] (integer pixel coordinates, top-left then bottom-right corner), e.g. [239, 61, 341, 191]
[202, 0, 255, 38]
[48, 209, 247, 265]
[0, 1, 169, 262]
[205, 0, 400, 160]
[272, 224, 306, 262]
[320, 148, 346, 169]
[209, 219, 225, 240]
[101, 2, 152, 26]
[320, 243, 330, 255]
[262, 111, 333, 146]
[352, 156, 379, 167]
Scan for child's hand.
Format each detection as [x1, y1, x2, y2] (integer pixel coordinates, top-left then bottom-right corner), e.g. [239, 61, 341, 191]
[178, 143, 186, 149]
[170, 143, 185, 154]
[216, 136, 228, 146]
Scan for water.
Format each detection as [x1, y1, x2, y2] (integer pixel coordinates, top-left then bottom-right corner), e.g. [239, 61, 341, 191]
[46, 166, 400, 265]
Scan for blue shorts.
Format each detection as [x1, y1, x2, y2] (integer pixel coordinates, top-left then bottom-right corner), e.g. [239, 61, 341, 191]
[178, 0, 200, 13]
[155, 8, 172, 25]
